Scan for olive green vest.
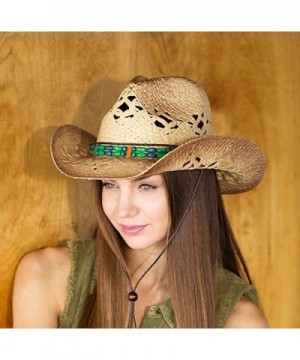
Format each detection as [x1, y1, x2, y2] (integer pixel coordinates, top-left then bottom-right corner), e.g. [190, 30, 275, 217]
[59, 240, 258, 328]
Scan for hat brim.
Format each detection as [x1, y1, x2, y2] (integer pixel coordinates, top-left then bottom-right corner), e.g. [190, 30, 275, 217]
[50, 125, 266, 194]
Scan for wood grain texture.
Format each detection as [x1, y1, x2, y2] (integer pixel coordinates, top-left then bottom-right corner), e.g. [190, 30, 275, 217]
[0, 32, 299, 327]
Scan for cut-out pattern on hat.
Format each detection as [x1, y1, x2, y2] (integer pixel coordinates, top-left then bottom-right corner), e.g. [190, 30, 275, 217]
[146, 107, 183, 135]
[181, 156, 239, 186]
[182, 156, 220, 170]
[113, 93, 144, 121]
[187, 112, 211, 136]
[217, 170, 238, 185]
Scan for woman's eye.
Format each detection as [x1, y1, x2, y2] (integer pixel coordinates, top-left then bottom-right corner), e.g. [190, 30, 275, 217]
[102, 182, 116, 189]
[139, 183, 157, 190]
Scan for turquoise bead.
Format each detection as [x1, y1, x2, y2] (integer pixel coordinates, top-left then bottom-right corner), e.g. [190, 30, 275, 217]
[147, 148, 157, 153]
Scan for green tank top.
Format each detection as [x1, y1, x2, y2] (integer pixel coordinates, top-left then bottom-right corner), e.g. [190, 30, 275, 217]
[58, 240, 259, 328]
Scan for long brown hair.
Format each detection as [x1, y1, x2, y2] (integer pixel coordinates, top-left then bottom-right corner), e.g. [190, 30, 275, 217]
[79, 169, 251, 328]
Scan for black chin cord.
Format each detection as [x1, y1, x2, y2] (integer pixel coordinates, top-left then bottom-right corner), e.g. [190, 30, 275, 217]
[125, 170, 203, 328]
[126, 248, 166, 328]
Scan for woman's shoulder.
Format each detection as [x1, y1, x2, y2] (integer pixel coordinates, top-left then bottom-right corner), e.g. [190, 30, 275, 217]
[13, 246, 71, 327]
[225, 296, 269, 328]
[15, 246, 71, 283]
[216, 268, 269, 328]
[22, 239, 95, 279]
[20, 245, 70, 266]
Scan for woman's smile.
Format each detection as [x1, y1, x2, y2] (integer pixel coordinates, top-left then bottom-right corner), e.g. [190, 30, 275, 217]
[119, 224, 148, 236]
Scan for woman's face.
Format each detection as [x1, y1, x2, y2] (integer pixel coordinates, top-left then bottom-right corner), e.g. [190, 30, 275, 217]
[101, 175, 170, 252]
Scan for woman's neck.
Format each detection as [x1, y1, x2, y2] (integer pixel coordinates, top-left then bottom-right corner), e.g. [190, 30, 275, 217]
[124, 247, 167, 289]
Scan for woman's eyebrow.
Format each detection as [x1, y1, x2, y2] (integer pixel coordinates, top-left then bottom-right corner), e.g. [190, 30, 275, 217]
[132, 175, 153, 183]
[102, 179, 117, 182]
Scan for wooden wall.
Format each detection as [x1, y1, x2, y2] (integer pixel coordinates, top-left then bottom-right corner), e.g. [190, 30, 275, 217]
[0, 32, 299, 328]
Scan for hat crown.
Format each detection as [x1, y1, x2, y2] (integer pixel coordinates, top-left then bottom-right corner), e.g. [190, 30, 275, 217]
[97, 77, 212, 145]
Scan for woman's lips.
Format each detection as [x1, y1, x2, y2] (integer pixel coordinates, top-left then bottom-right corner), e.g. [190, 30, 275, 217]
[120, 224, 147, 236]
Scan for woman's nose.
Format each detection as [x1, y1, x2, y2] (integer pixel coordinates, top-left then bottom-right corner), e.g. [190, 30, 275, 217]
[117, 191, 138, 218]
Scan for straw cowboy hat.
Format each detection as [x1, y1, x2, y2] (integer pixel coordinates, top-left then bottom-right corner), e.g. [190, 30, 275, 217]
[50, 76, 266, 194]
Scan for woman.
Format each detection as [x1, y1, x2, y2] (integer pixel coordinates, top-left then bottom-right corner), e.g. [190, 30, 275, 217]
[12, 76, 269, 328]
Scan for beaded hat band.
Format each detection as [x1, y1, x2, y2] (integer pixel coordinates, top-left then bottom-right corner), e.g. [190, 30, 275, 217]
[50, 76, 266, 194]
[88, 143, 176, 159]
